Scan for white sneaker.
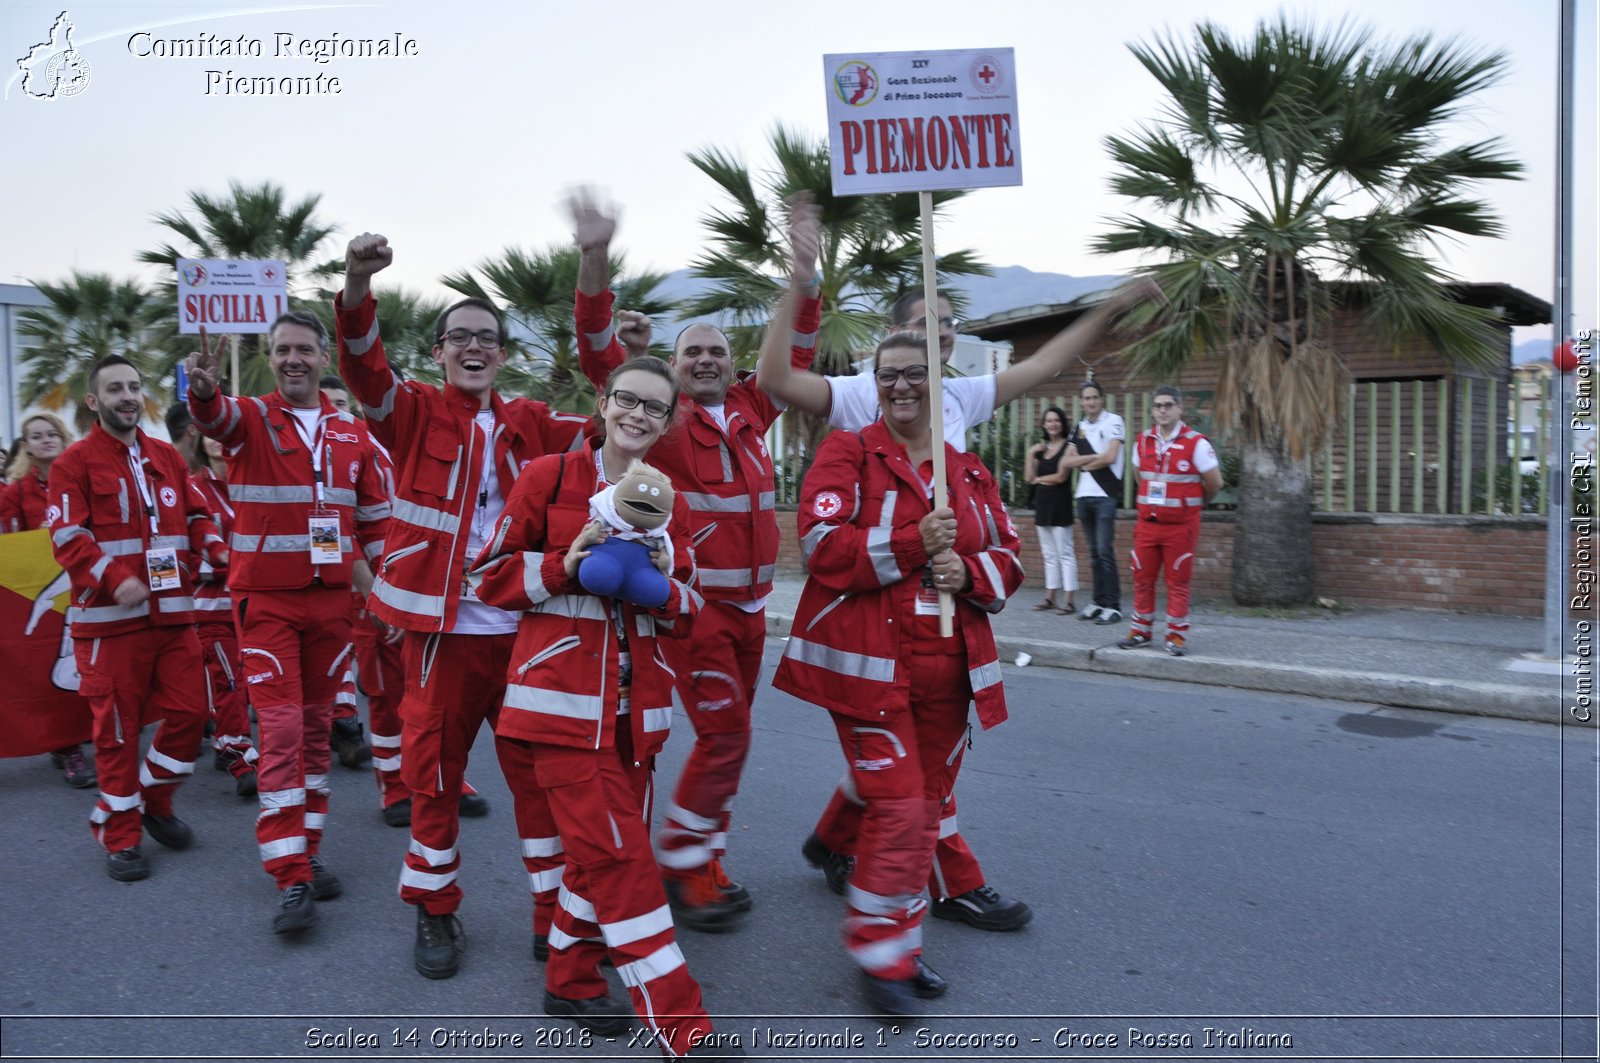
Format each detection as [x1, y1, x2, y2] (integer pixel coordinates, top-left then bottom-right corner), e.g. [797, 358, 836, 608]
[1095, 608, 1124, 626]
[1077, 605, 1103, 621]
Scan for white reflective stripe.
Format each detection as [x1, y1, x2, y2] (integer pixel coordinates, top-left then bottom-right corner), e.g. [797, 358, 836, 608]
[1136, 494, 1186, 507]
[304, 812, 327, 830]
[355, 503, 390, 522]
[969, 660, 1002, 693]
[232, 532, 354, 554]
[558, 884, 597, 924]
[847, 925, 922, 970]
[370, 731, 401, 744]
[98, 537, 145, 556]
[156, 596, 197, 614]
[334, 689, 357, 706]
[978, 553, 1005, 601]
[362, 378, 399, 423]
[392, 497, 458, 533]
[865, 527, 900, 586]
[503, 683, 604, 722]
[304, 773, 329, 790]
[139, 764, 179, 790]
[616, 943, 686, 989]
[53, 524, 93, 547]
[74, 601, 150, 624]
[938, 814, 960, 839]
[800, 523, 836, 564]
[665, 801, 720, 833]
[1141, 470, 1203, 483]
[521, 836, 563, 859]
[697, 564, 776, 589]
[259, 787, 307, 809]
[151, 534, 188, 552]
[656, 843, 712, 870]
[785, 636, 895, 683]
[600, 904, 673, 947]
[194, 598, 233, 612]
[214, 733, 252, 747]
[532, 594, 609, 622]
[522, 552, 552, 605]
[345, 316, 381, 357]
[259, 837, 307, 861]
[584, 324, 614, 351]
[407, 839, 458, 866]
[547, 925, 601, 951]
[791, 326, 817, 350]
[89, 556, 112, 582]
[528, 868, 564, 893]
[373, 754, 402, 771]
[641, 707, 672, 733]
[681, 492, 753, 513]
[399, 866, 458, 891]
[374, 579, 447, 618]
[99, 790, 142, 812]
[230, 483, 316, 503]
[145, 748, 195, 776]
[847, 884, 918, 916]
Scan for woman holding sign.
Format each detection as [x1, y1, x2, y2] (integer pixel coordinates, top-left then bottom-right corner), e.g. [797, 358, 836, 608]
[772, 331, 1025, 1016]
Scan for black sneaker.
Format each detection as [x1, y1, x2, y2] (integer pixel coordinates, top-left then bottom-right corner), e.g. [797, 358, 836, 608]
[932, 885, 1033, 931]
[213, 747, 238, 772]
[414, 908, 464, 979]
[60, 747, 96, 788]
[662, 869, 742, 933]
[330, 717, 371, 768]
[308, 855, 342, 900]
[711, 858, 753, 912]
[1117, 633, 1152, 649]
[106, 847, 149, 882]
[1164, 635, 1187, 657]
[1094, 608, 1124, 626]
[382, 797, 412, 828]
[911, 957, 948, 999]
[861, 971, 921, 1016]
[801, 834, 853, 896]
[532, 932, 548, 962]
[541, 991, 632, 1036]
[272, 883, 317, 934]
[235, 769, 258, 798]
[458, 790, 489, 817]
[142, 813, 194, 851]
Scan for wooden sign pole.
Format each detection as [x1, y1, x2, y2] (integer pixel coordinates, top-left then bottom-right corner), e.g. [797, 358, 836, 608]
[919, 191, 954, 637]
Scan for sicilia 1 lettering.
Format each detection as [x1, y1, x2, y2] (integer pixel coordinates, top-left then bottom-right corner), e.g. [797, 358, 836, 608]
[836, 114, 1016, 176]
[185, 292, 287, 326]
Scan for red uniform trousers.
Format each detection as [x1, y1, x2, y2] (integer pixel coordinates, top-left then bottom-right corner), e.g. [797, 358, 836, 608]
[397, 632, 559, 936]
[76, 626, 208, 853]
[350, 609, 406, 809]
[1129, 517, 1202, 639]
[521, 724, 714, 1054]
[657, 602, 765, 873]
[830, 633, 974, 980]
[235, 585, 351, 888]
[197, 620, 256, 779]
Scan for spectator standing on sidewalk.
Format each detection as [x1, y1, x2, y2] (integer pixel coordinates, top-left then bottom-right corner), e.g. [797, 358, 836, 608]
[1063, 381, 1125, 626]
[1024, 406, 1076, 614]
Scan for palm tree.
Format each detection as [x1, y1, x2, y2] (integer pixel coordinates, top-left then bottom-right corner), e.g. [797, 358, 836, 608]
[17, 273, 162, 431]
[137, 181, 340, 394]
[683, 125, 990, 372]
[1093, 17, 1521, 605]
[441, 245, 673, 413]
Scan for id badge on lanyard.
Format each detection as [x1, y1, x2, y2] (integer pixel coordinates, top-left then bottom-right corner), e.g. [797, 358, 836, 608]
[129, 453, 181, 591]
[294, 415, 342, 566]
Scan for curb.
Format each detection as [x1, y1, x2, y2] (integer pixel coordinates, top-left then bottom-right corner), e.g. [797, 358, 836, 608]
[765, 612, 1570, 727]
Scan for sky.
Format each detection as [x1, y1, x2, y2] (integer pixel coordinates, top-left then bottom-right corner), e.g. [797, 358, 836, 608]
[1, 0, 1594, 349]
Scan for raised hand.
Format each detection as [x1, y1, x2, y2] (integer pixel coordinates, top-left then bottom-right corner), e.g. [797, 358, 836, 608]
[566, 187, 618, 252]
[185, 326, 224, 401]
[617, 310, 652, 359]
[343, 232, 392, 306]
[786, 191, 821, 284]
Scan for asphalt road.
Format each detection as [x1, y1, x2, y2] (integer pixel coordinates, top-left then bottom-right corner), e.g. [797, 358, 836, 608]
[1, 640, 1594, 1062]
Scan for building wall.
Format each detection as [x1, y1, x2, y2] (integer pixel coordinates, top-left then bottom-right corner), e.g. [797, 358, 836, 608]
[773, 507, 1580, 618]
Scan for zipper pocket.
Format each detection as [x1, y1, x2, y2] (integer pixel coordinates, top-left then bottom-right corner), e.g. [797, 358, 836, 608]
[381, 540, 428, 573]
[516, 635, 583, 676]
[691, 522, 719, 547]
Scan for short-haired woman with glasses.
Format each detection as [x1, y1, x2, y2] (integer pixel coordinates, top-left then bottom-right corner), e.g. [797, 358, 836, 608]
[774, 332, 1027, 1016]
[473, 358, 742, 1058]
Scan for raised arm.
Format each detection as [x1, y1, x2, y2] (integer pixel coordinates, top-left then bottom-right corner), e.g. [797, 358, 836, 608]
[335, 232, 419, 449]
[754, 196, 831, 417]
[185, 327, 248, 445]
[568, 188, 627, 392]
[991, 278, 1163, 408]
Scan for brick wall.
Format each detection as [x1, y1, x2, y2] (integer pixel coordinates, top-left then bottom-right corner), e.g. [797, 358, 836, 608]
[773, 508, 1578, 617]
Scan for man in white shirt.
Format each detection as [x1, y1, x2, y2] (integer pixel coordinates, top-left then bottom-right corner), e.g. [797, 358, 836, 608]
[1062, 381, 1126, 625]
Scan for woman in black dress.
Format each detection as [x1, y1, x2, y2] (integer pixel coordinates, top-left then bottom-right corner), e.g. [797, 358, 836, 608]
[1024, 406, 1077, 614]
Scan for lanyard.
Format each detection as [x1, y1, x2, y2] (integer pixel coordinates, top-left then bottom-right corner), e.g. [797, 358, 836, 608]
[288, 412, 328, 509]
[1152, 424, 1183, 469]
[126, 448, 159, 538]
[594, 447, 611, 488]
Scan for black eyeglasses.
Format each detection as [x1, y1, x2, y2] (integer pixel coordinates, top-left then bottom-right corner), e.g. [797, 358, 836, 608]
[607, 389, 672, 420]
[1152, 401, 1178, 410]
[442, 328, 503, 349]
[874, 365, 930, 387]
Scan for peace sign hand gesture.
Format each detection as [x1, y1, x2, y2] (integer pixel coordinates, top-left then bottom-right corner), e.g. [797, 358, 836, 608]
[185, 326, 224, 401]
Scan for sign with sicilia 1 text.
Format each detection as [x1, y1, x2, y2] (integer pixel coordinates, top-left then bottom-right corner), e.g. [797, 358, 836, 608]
[176, 258, 288, 334]
[824, 47, 1022, 196]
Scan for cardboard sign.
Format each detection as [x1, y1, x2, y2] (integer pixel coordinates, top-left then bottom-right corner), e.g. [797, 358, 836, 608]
[824, 47, 1022, 196]
[177, 258, 288, 334]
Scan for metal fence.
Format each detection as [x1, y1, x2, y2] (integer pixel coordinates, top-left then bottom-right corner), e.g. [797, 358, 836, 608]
[766, 377, 1560, 516]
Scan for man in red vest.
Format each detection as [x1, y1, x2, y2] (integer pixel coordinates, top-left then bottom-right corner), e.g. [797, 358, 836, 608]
[1118, 385, 1222, 657]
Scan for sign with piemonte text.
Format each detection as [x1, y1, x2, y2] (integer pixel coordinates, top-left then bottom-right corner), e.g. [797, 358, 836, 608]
[176, 258, 288, 334]
[824, 47, 1021, 196]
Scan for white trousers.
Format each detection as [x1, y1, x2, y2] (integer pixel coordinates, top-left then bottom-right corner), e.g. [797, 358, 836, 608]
[1036, 523, 1078, 593]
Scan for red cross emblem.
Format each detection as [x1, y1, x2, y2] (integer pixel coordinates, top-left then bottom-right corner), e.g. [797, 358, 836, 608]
[813, 491, 844, 519]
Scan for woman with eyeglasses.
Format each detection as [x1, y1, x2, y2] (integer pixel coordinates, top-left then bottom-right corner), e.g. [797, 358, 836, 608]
[472, 358, 742, 1059]
[1024, 406, 1077, 614]
[773, 331, 1026, 1016]
[1, 413, 97, 789]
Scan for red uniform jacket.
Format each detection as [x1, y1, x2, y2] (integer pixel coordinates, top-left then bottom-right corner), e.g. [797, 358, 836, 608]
[336, 289, 621, 632]
[189, 467, 236, 621]
[772, 422, 1023, 729]
[188, 389, 389, 590]
[1, 470, 49, 532]
[47, 425, 226, 637]
[1134, 425, 1209, 523]
[581, 288, 822, 602]
[470, 441, 701, 760]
